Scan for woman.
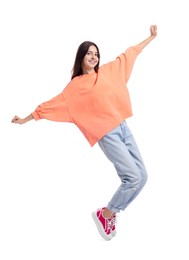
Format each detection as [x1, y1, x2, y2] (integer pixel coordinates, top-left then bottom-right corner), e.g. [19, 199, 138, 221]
[12, 25, 157, 241]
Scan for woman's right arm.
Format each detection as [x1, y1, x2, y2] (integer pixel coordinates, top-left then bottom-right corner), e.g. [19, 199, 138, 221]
[11, 91, 73, 124]
[11, 114, 34, 124]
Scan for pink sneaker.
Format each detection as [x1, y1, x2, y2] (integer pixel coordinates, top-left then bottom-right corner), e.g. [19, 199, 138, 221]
[111, 214, 117, 237]
[92, 208, 112, 240]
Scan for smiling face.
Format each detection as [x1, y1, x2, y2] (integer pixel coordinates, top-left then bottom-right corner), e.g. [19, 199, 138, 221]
[82, 45, 99, 75]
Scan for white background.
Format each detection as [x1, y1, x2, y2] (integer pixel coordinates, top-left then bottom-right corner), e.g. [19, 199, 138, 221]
[0, 0, 189, 259]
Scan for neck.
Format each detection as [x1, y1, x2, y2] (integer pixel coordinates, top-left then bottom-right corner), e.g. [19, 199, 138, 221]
[82, 68, 95, 75]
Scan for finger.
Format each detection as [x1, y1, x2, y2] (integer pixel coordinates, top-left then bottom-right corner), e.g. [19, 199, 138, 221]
[11, 116, 18, 123]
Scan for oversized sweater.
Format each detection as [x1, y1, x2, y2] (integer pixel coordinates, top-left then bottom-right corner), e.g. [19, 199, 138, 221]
[32, 44, 142, 146]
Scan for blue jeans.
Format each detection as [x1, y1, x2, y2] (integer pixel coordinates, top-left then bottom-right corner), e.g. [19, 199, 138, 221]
[98, 121, 148, 213]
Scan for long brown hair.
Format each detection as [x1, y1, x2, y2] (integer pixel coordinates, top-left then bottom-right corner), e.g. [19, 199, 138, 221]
[71, 41, 100, 80]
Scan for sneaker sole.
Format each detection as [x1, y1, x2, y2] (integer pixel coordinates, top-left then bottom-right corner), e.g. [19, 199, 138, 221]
[92, 212, 112, 241]
[111, 230, 117, 237]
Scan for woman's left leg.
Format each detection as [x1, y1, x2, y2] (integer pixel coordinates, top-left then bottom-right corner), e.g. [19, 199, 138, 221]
[92, 121, 148, 240]
[119, 122, 148, 210]
[99, 121, 148, 213]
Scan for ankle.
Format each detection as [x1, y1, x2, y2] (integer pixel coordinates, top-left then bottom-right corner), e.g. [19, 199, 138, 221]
[102, 208, 114, 219]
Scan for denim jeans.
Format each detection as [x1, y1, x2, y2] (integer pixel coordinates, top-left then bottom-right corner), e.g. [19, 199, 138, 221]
[98, 121, 148, 213]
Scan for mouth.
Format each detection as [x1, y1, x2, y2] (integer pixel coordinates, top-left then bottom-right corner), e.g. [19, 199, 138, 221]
[89, 60, 97, 65]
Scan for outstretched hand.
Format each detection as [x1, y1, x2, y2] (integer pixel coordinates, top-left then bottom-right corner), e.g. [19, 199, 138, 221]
[150, 25, 157, 37]
[11, 113, 34, 124]
[11, 116, 26, 124]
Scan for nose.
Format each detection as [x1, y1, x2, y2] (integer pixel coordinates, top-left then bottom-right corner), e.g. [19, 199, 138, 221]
[91, 53, 95, 59]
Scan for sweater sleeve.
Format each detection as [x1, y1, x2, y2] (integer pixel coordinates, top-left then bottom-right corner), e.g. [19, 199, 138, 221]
[113, 44, 142, 83]
[32, 92, 72, 123]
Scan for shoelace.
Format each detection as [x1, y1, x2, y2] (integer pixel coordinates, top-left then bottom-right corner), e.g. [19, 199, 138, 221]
[105, 218, 112, 231]
[111, 215, 117, 229]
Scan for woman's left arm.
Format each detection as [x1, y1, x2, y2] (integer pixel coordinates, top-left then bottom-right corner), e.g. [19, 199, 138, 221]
[137, 25, 157, 51]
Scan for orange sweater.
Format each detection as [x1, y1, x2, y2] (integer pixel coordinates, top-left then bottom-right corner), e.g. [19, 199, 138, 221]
[32, 44, 142, 146]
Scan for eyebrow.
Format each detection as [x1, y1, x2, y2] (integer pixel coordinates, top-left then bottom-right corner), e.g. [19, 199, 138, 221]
[87, 51, 99, 54]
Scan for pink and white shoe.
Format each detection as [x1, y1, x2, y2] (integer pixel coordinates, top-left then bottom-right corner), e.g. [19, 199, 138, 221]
[92, 208, 112, 241]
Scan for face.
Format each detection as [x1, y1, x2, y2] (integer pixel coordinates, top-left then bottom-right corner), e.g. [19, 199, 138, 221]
[82, 45, 99, 74]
